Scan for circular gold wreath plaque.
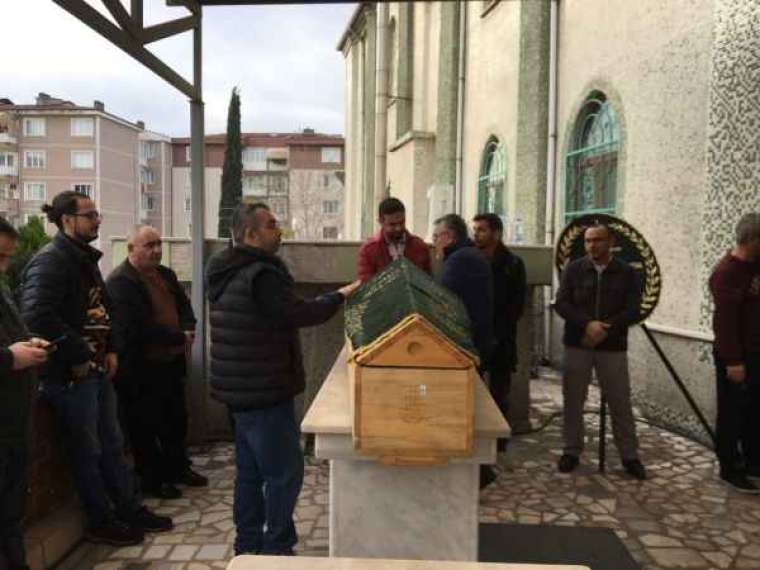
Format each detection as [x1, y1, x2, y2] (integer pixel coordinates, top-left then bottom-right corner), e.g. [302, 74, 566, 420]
[554, 213, 662, 323]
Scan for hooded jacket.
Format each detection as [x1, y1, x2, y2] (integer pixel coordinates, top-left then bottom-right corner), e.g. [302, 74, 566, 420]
[205, 244, 343, 411]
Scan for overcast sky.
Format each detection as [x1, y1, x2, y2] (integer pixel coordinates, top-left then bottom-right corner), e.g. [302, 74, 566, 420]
[4, 0, 356, 137]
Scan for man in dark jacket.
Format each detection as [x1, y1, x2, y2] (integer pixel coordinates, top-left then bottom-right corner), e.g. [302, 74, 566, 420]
[206, 202, 358, 556]
[432, 214, 494, 366]
[554, 224, 645, 479]
[0, 216, 48, 570]
[709, 212, 760, 493]
[20, 191, 171, 546]
[473, 213, 526, 449]
[433, 214, 496, 488]
[357, 197, 431, 282]
[107, 225, 204, 500]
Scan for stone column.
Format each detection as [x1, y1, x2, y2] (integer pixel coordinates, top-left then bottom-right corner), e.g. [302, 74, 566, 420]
[432, 1, 460, 198]
[507, 1, 551, 434]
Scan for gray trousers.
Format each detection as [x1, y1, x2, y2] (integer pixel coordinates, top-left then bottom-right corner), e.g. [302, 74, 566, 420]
[562, 346, 639, 461]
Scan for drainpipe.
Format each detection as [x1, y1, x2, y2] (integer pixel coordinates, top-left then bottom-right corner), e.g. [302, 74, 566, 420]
[373, 2, 389, 208]
[454, 0, 467, 215]
[544, 0, 559, 361]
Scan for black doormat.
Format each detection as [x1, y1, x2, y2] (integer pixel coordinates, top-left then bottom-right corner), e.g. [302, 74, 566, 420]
[479, 523, 640, 570]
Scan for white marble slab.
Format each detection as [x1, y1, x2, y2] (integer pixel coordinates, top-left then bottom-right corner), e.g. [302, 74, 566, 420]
[330, 460, 479, 560]
[227, 555, 589, 570]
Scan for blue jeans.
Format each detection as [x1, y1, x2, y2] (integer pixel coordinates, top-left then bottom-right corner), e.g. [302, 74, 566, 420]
[41, 374, 140, 528]
[233, 399, 304, 556]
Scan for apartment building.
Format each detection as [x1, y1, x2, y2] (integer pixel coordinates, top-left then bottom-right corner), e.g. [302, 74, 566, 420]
[138, 130, 174, 236]
[0, 102, 19, 224]
[0, 93, 172, 271]
[171, 129, 345, 239]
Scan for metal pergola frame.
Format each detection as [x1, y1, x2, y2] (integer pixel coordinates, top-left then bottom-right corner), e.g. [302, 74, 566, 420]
[51, 0, 352, 439]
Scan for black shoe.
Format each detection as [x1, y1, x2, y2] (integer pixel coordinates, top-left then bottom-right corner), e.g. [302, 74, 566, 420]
[86, 520, 145, 546]
[127, 506, 174, 533]
[175, 468, 208, 487]
[623, 459, 647, 480]
[558, 454, 579, 473]
[745, 465, 760, 480]
[144, 482, 183, 500]
[496, 438, 509, 453]
[721, 473, 760, 494]
[479, 465, 497, 490]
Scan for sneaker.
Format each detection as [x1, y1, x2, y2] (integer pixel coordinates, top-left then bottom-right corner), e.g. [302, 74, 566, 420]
[721, 473, 760, 494]
[143, 482, 183, 500]
[128, 506, 174, 533]
[86, 520, 145, 546]
[623, 459, 647, 481]
[557, 454, 579, 473]
[174, 468, 209, 487]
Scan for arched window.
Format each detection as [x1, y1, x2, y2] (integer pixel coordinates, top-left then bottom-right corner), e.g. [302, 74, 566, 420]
[564, 92, 619, 222]
[477, 138, 506, 215]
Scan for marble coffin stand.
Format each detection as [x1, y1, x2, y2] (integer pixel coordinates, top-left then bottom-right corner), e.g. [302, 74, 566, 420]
[228, 555, 589, 570]
[301, 347, 510, 561]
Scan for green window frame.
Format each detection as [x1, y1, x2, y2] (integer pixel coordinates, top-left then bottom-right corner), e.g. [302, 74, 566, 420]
[564, 93, 619, 223]
[477, 138, 506, 215]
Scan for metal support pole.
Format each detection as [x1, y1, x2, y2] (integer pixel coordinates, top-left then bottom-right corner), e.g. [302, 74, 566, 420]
[640, 323, 716, 446]
[598, 394, 607, 473]
[188, 9, 207, 443]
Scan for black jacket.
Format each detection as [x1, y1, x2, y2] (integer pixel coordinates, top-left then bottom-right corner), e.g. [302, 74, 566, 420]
[20, 232, 114, 384]
[205, 244, 343, 411]
[490, 243, 527, 369]
[0, 283, 35, 444]
[554, 256, 640, 352]
[106, 260, 196, 391]
[439, 239, 494, 367]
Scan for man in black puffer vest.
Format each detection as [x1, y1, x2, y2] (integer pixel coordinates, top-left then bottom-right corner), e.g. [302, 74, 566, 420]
[206, 203, 358, 556]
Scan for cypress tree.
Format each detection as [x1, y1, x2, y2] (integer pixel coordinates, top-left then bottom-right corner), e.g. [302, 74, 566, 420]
[218, 87, 242, 238]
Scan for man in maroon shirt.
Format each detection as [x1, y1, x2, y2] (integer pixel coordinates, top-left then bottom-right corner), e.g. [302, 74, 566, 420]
[709, 212, 760, 493]
[356, 197, 431, 282]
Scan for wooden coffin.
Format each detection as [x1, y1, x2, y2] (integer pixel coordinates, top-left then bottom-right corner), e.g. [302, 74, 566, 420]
[345, 258, 480, 465]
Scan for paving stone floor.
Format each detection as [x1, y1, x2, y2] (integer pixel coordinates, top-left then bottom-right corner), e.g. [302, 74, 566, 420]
[58, 376, 760, 570]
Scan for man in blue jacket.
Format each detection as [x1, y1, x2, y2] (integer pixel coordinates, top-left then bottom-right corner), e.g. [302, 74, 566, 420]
[433, 213, 496, 488]
[432, 214, 494, 367]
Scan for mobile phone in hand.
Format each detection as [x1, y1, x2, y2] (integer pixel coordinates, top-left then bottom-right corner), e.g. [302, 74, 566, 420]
[44, 335, 67, 353]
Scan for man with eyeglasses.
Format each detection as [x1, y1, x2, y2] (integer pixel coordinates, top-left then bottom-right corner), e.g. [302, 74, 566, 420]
[107, 225, 204, 500]
[20, 191, 172, 546]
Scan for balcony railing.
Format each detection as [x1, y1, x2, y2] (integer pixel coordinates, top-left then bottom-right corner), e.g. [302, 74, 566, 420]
[0, 165, 18, 177]
[0, 132, 17, 145]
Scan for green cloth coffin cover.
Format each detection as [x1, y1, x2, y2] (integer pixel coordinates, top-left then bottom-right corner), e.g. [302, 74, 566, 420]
[345, 257, 477, 357]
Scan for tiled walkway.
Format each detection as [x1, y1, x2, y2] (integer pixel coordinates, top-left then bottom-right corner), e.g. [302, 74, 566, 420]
[58, 376, 760, 570]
